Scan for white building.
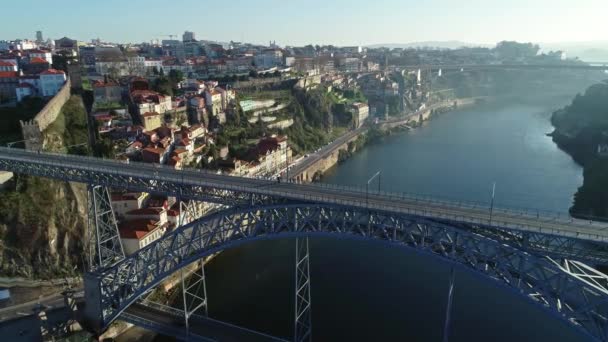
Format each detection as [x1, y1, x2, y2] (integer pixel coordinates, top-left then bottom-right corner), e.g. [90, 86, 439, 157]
[119, 219, 168, 255]
[0, 60, 18, 72]
[39, 69, 66, 97]
[28, 49, 53, 65]
[352, 102, 369, 128]
[111, 192, 149, 218]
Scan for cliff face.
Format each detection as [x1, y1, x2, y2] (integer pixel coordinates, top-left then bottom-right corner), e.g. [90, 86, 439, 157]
[0, 177, 87, 278]
[551, 81, 608, 218]
[0, 95, 89, 279]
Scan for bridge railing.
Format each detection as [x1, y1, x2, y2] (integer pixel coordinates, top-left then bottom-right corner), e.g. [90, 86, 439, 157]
[2, 147, 608, 240]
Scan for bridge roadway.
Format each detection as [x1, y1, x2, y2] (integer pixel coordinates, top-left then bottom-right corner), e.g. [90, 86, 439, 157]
[1, 147, 608, 243]
[399, 63, 608, 71]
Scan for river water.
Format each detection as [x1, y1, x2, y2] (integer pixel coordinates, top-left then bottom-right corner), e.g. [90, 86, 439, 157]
[166, 99, 589, 341]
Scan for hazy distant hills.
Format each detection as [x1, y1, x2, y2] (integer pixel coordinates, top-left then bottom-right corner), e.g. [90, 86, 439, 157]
[366, 41, 493, 49]
[367, 40, 608, 62]
[540, 41, 608, 62]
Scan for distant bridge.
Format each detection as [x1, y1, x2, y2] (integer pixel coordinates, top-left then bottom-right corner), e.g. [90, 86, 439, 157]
[2, 147, 608, 341]
[400, 63, 608, 71]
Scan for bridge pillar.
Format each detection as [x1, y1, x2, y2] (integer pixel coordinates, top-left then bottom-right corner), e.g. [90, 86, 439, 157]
[294, 237, 312, 342]
[179, 200, 209, 336]
[181, 259, 208, 336]
[87, 185, 125, 271]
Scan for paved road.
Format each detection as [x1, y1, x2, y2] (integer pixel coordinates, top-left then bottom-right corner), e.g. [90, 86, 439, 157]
[400, 63, 608, 71]
[0, 292, 66, 322]
[1, 147, 608, 242]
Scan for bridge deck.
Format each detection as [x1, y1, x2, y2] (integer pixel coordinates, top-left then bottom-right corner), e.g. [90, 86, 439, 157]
[1, 147, 608, 242]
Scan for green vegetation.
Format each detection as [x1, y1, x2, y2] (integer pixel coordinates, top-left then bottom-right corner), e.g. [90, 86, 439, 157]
[551, 81, 608, 218]
[44, 95, 90, 154]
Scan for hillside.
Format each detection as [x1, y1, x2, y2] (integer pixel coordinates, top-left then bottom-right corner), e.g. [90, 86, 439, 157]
[551, 81, 608, 218]
[0, 95, 89, 278]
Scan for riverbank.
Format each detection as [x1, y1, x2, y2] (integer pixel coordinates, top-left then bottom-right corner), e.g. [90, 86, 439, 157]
[550, 81, 608, 219]
[316, 97, 485, 181]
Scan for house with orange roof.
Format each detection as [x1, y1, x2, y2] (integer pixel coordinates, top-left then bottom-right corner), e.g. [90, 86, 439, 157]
[119, 219, 169, 254]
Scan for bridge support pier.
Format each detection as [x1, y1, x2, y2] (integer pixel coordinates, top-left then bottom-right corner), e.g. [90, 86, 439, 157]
[179, 200, 209, 336]
[294, 237, 312, 342]
[181, 259, 208, 336]
[87, 185, 124, 271]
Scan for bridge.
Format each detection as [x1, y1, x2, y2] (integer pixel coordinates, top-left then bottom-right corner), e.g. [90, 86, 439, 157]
[1, 147, 608, 341]
[399, 63, 608, 71]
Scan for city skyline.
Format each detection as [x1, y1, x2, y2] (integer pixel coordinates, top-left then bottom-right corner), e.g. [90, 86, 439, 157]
[3, 0, 607, 46]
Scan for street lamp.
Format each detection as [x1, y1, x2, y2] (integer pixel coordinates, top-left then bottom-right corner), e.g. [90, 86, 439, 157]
[366, 170, 382, 207]
[489, 182, 496, 225]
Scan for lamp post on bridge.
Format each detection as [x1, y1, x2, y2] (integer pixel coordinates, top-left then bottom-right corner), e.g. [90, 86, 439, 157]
[489, 182, 496, 225]
[366, 171, 382, 207]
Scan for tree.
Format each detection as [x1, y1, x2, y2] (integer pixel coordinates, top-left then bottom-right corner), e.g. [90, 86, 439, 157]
[168, 69, 184, 84]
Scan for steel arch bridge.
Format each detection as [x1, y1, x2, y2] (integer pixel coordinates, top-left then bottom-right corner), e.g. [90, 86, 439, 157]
[83, 203, 608, 341]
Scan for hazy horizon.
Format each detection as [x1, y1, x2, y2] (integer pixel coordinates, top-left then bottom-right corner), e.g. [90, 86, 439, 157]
[3, 0, 607, 47]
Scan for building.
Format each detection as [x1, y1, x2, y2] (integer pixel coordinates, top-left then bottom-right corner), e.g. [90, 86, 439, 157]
[141, 112, 162, 131]
[124, 207, 168, 224]
[39, 69, 66, 97]
[111, 192, 149, 218]
[214, 87, 236, 111]
[36, 31, 43, 43]
[0, 60, 17, 72]
[119, 219, 168, 255]
[27, 49, 53, 65]
[131, 90, 173, 116]
[352, 102, 369, 128]
[0, 71, 19, 100]
[93, 81, 123, 103]
[245, 135, 291, 177]
[204, 89, 223, 116]
[254, 49, 284, 69]
[183, 31, 196, 42]
[54, 37, 78, 56]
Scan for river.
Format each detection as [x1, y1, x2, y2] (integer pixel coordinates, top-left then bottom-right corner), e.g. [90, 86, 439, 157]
[161, 99, 588, 341]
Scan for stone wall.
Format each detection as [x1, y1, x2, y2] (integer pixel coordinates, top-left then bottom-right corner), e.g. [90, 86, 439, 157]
[20, 79, 71, 150]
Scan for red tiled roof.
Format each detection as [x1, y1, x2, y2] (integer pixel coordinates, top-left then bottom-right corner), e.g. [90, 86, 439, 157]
[40, 69, 65, 75]
[166, 209, 180, 217]
[119, 219, 162, 239]
[27, 49, 50, 54]
[29, 57, 48, 64]
[126, 207, 165, 216]
[0, 72, 18, 78]
[0, 60, 15, 67]
[142, 112, 160, 118]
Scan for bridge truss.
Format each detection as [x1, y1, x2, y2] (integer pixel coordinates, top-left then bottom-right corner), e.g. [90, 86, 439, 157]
[83, 204, 608, 341]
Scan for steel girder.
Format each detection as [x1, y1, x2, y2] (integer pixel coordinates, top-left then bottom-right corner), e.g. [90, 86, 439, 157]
[87, 185, 125, 271]
[443, 221, 608, 265]
[84, 204, 608, 341]
[3, 148, 608, 252]
[294, 238, 312, 342]
[0, 156, 273, 207]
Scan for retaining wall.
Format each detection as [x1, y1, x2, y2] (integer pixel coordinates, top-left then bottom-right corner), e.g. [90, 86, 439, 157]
[20, 79, 71, 150]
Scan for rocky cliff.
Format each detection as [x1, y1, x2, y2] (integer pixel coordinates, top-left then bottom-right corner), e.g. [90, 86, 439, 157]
[0, 95, 89, 279]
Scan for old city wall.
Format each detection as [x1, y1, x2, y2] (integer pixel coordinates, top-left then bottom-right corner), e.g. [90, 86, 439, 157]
[20, 79, 71, 150]
[298, 134, 360, 183]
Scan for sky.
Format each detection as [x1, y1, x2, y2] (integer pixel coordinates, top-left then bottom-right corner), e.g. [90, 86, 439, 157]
[2, 0, 607, 46]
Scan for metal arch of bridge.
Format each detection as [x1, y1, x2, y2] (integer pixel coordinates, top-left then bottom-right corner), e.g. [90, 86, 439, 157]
[3, 148, 608, 262]
[84, 204, 608, 341]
